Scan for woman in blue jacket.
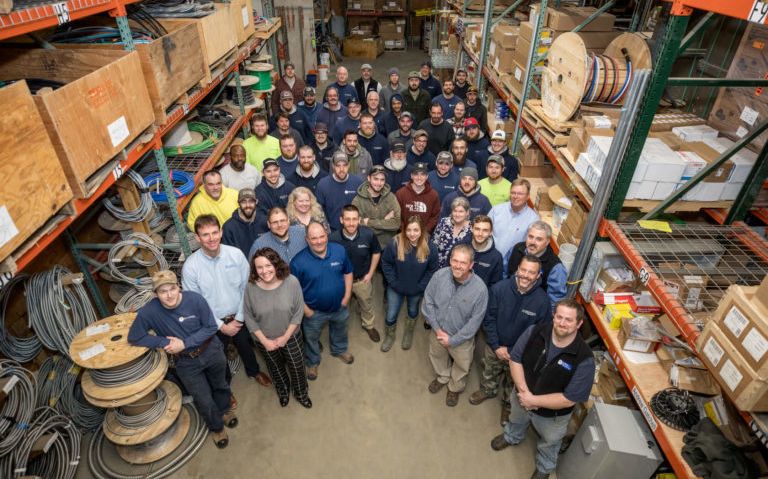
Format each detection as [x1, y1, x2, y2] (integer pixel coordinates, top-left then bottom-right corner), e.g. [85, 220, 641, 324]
[380, 215, 438, 352]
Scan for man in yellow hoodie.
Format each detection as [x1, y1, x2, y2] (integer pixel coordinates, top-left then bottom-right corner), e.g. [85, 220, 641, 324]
[187, 170, 239, 230]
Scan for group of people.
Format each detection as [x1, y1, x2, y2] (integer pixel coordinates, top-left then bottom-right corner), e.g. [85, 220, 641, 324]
[127, 61, 594, 479]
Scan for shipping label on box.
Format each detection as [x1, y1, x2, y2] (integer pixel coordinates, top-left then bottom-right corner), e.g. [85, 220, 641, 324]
[714, 286, 768, 373]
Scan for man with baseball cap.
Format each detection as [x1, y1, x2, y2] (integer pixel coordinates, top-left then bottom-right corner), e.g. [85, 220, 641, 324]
[474, 129, 519, 182]
[315, 150, 364, 231]
[129, 269, 235, 449]
[387, 110, 415, 148]
[354, 63, 382, 111]
[465, 85, 488, 132]
[380, 67, 406, 112]
[419, 60, 442, 98]
[255, 158, 296, 216]
[271, 61, 306, 114]
[357, 112, 390, 167]
[406, 129, 436, 170]
[419, 103, 455, 155]
[273, 90, 312, 144]
[403, 70, 432, 124]
[332, 97, 363, 145]
[464, 117, 490, 173]
[310, 122, 337, 172]
[440, 166, 492, 219]
[396, 161, 441, 233]
[222, 188, 269, 257]
[352, 164, 402, 248]
[428, 151, 460, 202]
[298, 86, 321, 129]
[479, 154, 513, 206]
[454, 69, 470, 100]
[383, 141, 412, 193]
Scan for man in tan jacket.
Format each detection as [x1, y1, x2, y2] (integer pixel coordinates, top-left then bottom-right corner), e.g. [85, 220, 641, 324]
[351, 165, 402, 248]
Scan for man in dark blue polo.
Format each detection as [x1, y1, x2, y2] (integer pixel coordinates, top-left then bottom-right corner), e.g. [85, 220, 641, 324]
[290, 221, 354, 380]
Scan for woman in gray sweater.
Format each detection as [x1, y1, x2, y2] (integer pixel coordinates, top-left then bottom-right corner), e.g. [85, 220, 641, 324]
[244, 247, 312, 408]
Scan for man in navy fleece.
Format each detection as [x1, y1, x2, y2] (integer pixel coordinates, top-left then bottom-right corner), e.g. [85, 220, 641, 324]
[315, 151, 364, 231]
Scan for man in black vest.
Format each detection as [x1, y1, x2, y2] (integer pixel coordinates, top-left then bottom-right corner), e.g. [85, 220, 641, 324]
[354, 63, 381, 111]
[490, 299, 595, 479]
[506, 221, 567, 308]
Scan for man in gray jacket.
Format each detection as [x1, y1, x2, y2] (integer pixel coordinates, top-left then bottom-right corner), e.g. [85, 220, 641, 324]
[422, 244, 489, 406]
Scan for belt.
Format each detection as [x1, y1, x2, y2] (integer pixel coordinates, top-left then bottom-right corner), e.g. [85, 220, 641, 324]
[175, 336, 213, 359]
[221, 314, 236, 324]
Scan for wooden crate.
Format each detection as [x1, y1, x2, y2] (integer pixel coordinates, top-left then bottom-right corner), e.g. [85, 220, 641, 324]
[343, 36, 384, 59]
[55, 22, 206, 125]
[160, 4, 238, 83]
[0, 81, 73, 263]
[0, 48, 154, 198]
[221, 0, 255, 45]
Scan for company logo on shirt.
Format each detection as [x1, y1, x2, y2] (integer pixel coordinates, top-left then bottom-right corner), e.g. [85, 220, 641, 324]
[357, 244, 369, 249]
[344, 190, 356, 195]
[557, 359, 573, 371]
[407, 201, 427, 213]
[521, 309, 536, 316]
[373, 146, 383, 150]
[178, 315, 197, 322]
[444, 186, 456, 190]
[477, 261, 490, 268]
[330, 261, 342, 267]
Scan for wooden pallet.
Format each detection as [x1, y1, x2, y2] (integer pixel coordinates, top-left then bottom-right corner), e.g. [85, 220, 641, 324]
[522, 106, 571, 147]
[525, 99, 579, 134]
[202, 47, 239, 86]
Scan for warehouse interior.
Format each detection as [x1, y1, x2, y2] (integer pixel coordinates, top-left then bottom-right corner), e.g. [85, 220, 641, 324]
[1, 0, 768, 478]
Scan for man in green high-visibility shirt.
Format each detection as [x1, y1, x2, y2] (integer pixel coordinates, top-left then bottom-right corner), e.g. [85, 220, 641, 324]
[243, 114, 280, 171]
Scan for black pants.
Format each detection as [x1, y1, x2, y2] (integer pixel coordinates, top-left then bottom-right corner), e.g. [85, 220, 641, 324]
[175, 339, 231, 432]
[218, 323, 261, 382]
[256, 331, 309, 401]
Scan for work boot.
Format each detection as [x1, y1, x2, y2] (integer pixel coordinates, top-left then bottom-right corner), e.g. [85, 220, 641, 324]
[381, 324, 397, 352]
[365, 327, 381, 342]
[468, 390, 495, 405]
[530, 470, 550, 479]
[401, 317, 417, 350]
[212, 430, 229, 449]
[222, 410, 238, 428]
[490, 433, 511, 451]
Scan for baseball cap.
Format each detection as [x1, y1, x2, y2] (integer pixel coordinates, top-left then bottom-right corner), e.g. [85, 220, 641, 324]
[347, 97, 361, 106]
[412, 162, 428, 173]
[467, 85, 479, 93]
[152, 270, 177, 291]
[314, 122, 328, 133]
[238, 188, 257, 202]
[436, 151, 453, 164]
[391, 141, 406, 152]
[369, 164, 387, 176]
[388, 67, 399, 76]
[304, 86, 316, 96]
[280, 90, 293, 100]
[361, 63, 373, 70]
[464, 117, 479, 128]
[486, 154, 505, 166]
[332, 150, 349, 164]
[263, 158, 280, 170]
[408, 70, 420, 79]
[412, 129, 428, 140]
[421, 60, 432, 69]
[461, 167, 478, 180]
[284, 61, 295, 69]
[491, 130, 506, 141]
[400, 111, 414, 120]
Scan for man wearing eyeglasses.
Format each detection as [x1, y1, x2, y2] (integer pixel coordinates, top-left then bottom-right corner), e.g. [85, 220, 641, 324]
[488, 178, 540, 274]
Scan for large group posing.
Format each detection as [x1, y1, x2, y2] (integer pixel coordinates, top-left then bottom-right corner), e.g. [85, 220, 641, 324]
[127, 61, 595, 479]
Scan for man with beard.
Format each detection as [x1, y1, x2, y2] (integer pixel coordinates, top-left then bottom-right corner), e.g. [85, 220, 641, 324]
[387, 110, 415, 148]
[287, 145, 328, 193]
[406, 129, 436, 169]
[490, 299, 595, 479]
[396, 161, 440, 233]
[465, 85, 488, 132]
[354, 63, 381, 111]
[440, 167, 491, 219]
[469, 215, 503, 287]
[419, 103, 455, 155]
[470, 255, 550, 424]
[352, 164, 402, 248]
[324, 66, 358, 105]
[254, 159, 296, 217]
[220, 143, 261, 191]
[332, 97, 363, 145]
[272, 90, 311, 143]
[464, 117, 490, 167]
[222, 188, 269, 257]
[316, 151, 364, 231]
[474, 129, 518, 181]
[357, 113, 390, 166]
[418, 61, 442, 98]
[187, 170, 239, 230]
[383, 141, 412, 193]
[270, 111, 304, 148]
[271, 61, 305, 114]
[338, 130, 373, 177]
[454, 69, 470, 100]
[310, 123, 337, 172]
[384, 93, 406, 135]
[365, 91, 388, 135]
[432, 79, 460, 120]
[402, 70, 432, 124]
[243, 114, 280, 171]
[316, 86, 347, 134]
[506, 221, 567, 307]
[450, 137, 477, 175]
[427, 151, 460, 202]
[248, 207, 307, 263]
[277, 135, 300, 179]
[298, 86, 321, 129]
[489, 178, 540, 273]
[380, 67, 406, 112]
[479, 154, 512, 206]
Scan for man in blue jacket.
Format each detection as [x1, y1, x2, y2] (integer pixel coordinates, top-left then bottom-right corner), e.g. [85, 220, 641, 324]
[440, 167, 491, 219]
[506, 221, 567, 307]
[471, 215, 503, 287]
[324, 66, 358, 105]
[298, 86, 322, 129]
[331, 98, 363, 145]
[357, 112, 390, 166]
[469, 254, 550, 425]
[255, 159, 295, 216]
[418, 61, 442, 98]
[222, 188, 269, 257]
[315, 151, 364, 231]
[428, 151, 459, 202]
[316, 87, 347, 134]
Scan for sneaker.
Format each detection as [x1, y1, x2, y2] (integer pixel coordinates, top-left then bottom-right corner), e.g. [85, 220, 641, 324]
[307, 365, 318, 381]
[428, 378, 446, 394]
[530, 471, 550, 479]
[365, 327, 381, 342]
[335, 352, 354, 364]
[212, 430, 229, 449]
[468, 390, 495, 405]
[446, 390, 460, 407]
[491, 433, 511, 451]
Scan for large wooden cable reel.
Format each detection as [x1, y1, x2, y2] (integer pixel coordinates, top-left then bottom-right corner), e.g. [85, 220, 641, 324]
[542, 32, 652, 122]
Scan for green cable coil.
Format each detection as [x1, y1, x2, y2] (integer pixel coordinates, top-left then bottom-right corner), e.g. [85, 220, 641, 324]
[162, 121, 219, 157]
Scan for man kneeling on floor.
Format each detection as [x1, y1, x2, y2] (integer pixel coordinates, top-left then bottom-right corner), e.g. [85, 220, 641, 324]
[490, 298, 595, 479]
[128, 270, 236, 449]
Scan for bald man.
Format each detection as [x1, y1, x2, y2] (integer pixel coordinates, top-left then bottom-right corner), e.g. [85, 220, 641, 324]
[220, 144, 262, 191]
[324, 66, 358, 106]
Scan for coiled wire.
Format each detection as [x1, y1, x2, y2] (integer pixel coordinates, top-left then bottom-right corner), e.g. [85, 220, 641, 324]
[0, 360, 37, 457]
[114, 288, 155, 314]
[144, 170, 196, 203]
[162, 121, 219, 157]
[106, 387, 167, 436]
[108, 233, 169, 290]
[140, 0, 215, 18]
[0, 275, 42, 363]
[26, 266, 98, 357]
[0, 406, 81, 479]
[89, 350, 160, 388]
[36, 356, 105, 432]
[102, 170, 155, 223]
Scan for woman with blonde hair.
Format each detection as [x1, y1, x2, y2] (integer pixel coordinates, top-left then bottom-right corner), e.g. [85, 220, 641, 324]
[380, 215, 438, 352]
[286, 186, 329, 232]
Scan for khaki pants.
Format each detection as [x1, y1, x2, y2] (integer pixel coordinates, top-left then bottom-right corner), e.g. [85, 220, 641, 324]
[429, 332, 475, 393]
[351, 279, 376, 330]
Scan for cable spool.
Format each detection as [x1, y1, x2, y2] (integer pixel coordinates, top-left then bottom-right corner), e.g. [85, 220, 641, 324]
[36, 356, 106, 432]
[245, 62, 274, 92]
[0, 275, 42, 363]
[542, 32, 652, 122]
[226, 76, 257, 104]
[107, 233, 169, 290]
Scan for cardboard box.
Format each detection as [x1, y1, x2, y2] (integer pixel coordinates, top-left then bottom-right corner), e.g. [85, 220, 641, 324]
[679, 142, 734, 182]
[665, 272, 709, 311]
[349, 18, 376, 36]
[702, 137, 757, 183]
[379, 31, 404, 41]
[490, 44, 516, 73]
[383, 38, 406, 49]
[347, 0, 375, 10]
[224, 0, 255, 44]
[380, 0, 404, 11]
[520, 142, 545, 166]
[673, 365, 721, 396]
[711, 286, 768, 374]
[520, 164, 554, 178]
[546, 6, 616, 32]
[596, 267, 635, 293]
[343, 37, 384, 59]
[618, 320, 659, 353]
[513, 37, 548, 68]
[492, 23, 519, 50]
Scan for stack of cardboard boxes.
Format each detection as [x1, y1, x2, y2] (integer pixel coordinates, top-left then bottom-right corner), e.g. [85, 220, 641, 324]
[344, 16, 383, 59]
[380, 0, 404, 11]
[346, 0, 375, 10]
[379, 17, 407, 50]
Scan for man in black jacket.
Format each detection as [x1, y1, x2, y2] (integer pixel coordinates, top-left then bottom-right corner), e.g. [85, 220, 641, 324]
[354, 63, 381, 111]
[418, 103, 455, 156]
[403, 71, 432, 124]
[465, 85, 488, 133]
[221, 188, 268, 257]
[490, 299, 595, 479]
[310, 122, 337, 172]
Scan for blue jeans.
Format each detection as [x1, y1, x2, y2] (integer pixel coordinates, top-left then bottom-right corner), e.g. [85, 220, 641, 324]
[302, 307, 350, 367]
[385, 288, 422, 326]
[502, 391, 571, 474]
[174, 338, 231, 432]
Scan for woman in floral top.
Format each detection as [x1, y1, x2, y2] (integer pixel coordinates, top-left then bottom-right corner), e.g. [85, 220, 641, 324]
[432, 196, 473, 268]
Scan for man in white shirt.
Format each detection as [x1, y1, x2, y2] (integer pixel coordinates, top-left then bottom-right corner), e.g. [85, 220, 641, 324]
[219, 143, 261, 191]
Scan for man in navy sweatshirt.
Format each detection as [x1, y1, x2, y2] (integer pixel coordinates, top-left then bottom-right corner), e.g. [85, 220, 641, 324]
[128, 270, 233, 449]
[440, 167, 491, 219]
[357, 112, 390, 166]
[287, 145, 328, 193]
[324, 66, 358, 105]
[471, 215, 503, 287]
[432, 79, 461, 120]
[277, 135, 299, 179]
[310, 122, 337, 172]
[316, 87, 347, 134]
[332, 98, 363, 145]
[418, 61, 443, 98]
[428, 151, 459, 202]
[255, 158, 295, 216]
[469, 254, 550, 425]
[407, 129, 436, 169]
[222, 188, 269, 257]
[315, 151, 364, 231]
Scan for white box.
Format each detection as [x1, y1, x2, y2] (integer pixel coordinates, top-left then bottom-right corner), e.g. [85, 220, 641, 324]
[640, 139, 686, 182]
[652, 182, 680, 200]
[587, 136, 612, 170]
[720, 183, 744, 201]
[681, 182, 725, 201]
[676, 150, 707, 180]
[575, 152, 591, 178]
[672, 124, 720, 142]
[627, 180, 657, 199]
[701, 137, 757, 183]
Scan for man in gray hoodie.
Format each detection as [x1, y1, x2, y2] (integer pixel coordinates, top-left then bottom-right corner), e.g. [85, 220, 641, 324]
[380, 67, 406, 112]
[338, 130, 373, 177]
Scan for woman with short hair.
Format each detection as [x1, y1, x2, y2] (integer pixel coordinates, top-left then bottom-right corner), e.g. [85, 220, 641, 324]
[432, 196, 473, 268]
